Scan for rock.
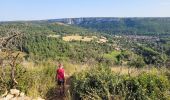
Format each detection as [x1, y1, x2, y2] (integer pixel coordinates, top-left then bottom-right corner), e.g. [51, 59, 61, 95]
[17, 96, 30, 100]
[0, 89, 43, 100]
[10, 89, 20, 97]
[19, 92, 25, 97]
[24, 96, 32, 100]
[5, 94, 14, 99]
[36, 97, 45, 100]
[11, 97, 17, 100]
[0, 98, 5, 100]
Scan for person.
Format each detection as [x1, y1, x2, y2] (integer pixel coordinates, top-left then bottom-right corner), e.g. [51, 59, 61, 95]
[56, 63, 65, 95]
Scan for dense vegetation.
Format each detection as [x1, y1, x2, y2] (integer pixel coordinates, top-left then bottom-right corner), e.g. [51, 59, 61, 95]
[1, 61, 169, 99]
[71, 66, 170, 100]
[23, 34, 113, 63]
[0, 21, 169, 67]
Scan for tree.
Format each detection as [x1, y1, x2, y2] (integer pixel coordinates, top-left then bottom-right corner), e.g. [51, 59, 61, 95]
[0, 29, 23, 95]
[128, 55, 145, 68]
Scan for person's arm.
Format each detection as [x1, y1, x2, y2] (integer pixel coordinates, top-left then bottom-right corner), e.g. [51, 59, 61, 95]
[63, 69, 66, 82]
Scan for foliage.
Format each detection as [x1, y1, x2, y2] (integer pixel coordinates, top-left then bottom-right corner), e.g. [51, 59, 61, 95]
[127, 55, 146, 68]
[115, 50, 146, 68]
[70, 66, 115, 100]
[71, 66, 170, 100]
[114, 72, 170, 100]
[102, 50, 121, 65]
[0, 62, 56, 98]
[1, 20, 170, 68]
[135, 45, 167, 67]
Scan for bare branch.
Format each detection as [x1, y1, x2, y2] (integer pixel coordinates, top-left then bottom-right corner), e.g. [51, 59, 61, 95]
[0, 29, 23, 89]
[0, 29, 22, 49]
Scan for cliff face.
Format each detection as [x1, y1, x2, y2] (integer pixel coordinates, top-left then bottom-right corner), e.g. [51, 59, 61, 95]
[47, 17, 170, 35]
[48, 17, 123, 24]
[48, 17, 170, 25]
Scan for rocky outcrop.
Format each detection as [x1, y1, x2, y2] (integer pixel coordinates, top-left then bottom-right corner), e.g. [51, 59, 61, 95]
[0, 89, 44, 100]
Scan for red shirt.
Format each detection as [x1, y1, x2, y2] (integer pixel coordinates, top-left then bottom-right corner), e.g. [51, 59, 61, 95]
[56, 68, 65, 80]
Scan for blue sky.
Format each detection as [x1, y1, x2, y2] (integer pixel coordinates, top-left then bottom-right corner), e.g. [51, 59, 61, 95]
[0, 0, 170, 21]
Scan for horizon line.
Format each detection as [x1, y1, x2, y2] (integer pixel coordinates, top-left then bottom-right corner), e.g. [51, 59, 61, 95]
[1, 16, 170, 22]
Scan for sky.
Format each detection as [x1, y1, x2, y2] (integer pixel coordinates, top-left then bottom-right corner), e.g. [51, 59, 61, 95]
[0, 0, 170, 21]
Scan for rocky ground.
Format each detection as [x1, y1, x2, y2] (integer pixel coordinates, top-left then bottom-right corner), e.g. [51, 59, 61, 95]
[0, 89, 44, 100]
[0, 76, 71, 100]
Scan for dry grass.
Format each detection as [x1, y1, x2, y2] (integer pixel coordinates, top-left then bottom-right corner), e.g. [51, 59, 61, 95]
[22, 61, 35, 69]
[97, 38, 108, 43]
[111, 66, 164, 76]
[63, 35, 94, 42]
[0, 51, 6, 58]
[63, 62, 89, 76]
[47, 34, 60, 38]
[21, 60, 89, 76]
[62, 35, 81, 41]
[62, 35, 108, 43]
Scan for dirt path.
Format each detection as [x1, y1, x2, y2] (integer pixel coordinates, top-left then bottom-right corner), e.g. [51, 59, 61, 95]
[46, 75, 71, 100]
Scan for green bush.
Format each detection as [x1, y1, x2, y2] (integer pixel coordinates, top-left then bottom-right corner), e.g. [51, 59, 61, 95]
[114, 73, 170, 100]
[71, 66, 170, 100]
[70, 66, 116, 100]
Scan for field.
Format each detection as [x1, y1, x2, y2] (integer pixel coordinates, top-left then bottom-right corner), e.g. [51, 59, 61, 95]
[62, 35, 108, 43]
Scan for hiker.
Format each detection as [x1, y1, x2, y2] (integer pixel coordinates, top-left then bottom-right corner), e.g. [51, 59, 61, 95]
[56, 63, 65, 95]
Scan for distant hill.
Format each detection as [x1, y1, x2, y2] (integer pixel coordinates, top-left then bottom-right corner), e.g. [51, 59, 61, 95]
[1, 17, 170, 35]
[47, 17, 170, 35]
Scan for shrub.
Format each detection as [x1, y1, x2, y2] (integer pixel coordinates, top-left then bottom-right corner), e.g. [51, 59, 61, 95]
[113, 72, 170, 100]
[71, 66, 170, 100]
[70, 66, 116, 100]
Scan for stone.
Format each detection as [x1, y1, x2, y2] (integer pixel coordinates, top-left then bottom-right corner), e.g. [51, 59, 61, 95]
[0, 98, 5, 100]
[0, 89, 43, 100]
[37, 97, 45, 100]
[18, 96, 30, 100]
[5, 94, 14, 99]
[19, 92, 25, 97]
[11, 97, 17, 100]
[10, 89, 20, 97]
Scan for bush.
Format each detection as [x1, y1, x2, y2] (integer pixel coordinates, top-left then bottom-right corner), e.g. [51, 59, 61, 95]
[128, 56, 146, 68]
[70, 66, 116, 100]
[114, 73, 170, 100]
[70, 66, 170, 100]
